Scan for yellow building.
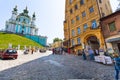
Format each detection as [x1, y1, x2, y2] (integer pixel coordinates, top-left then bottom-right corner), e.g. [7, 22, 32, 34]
[51, 41, 62, 48]
[63, 0, 112, 54]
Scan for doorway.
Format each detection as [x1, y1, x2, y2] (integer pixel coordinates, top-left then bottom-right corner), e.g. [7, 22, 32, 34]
[87, 36, 100, 50]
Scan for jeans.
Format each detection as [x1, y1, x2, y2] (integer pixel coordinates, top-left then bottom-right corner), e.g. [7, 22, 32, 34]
[89, 54, 94, 60]
[115, 69, 119, 80]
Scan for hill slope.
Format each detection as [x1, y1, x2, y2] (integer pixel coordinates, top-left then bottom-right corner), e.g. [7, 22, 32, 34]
[0, 32, 43, 49]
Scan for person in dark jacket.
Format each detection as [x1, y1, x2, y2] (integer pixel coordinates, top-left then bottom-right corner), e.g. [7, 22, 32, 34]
[113, 53, 120, 80]
[82, 49, 87, 60]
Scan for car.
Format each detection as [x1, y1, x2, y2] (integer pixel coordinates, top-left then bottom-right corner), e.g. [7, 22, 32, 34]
[39, 49, 46, 53]
[0, 49, 18, 59]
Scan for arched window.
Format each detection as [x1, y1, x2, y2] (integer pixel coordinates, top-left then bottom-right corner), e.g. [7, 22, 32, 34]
[91, 20, 97, 29]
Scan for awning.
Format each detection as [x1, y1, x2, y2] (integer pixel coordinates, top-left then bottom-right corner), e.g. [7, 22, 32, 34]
[106, 37, 120, 43]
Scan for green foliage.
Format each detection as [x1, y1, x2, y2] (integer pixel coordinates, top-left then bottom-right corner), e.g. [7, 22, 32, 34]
[0, 32, 43, 49]
[53, 37, 62, 43]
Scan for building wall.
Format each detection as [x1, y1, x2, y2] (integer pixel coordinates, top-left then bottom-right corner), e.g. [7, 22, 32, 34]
[101, 11, 120, 38]
[100, 11, 120, 54]
[25, 35, 47, 46]
[64, 0, 112, 53]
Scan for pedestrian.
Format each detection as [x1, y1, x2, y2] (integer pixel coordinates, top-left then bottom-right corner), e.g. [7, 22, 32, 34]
[113, 53, 120, 80]
[88, 48, 95, 60]
[82, 49, 87, 60]
[95, 49, 99, 55]
[52, 48, 55, 54]
[31, 48, 34, 54]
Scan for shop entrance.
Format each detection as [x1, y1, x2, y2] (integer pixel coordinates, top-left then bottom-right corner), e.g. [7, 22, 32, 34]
[87, 36, 100, 50]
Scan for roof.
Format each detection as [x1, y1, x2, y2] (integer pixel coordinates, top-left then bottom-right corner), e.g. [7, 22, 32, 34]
[100, 10, 120, 21]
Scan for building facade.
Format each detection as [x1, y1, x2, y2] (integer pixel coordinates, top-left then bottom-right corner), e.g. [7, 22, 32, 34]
[100, 8, 120, 54]
[5, 6, 38, 35]
[63, 0, 112, 54]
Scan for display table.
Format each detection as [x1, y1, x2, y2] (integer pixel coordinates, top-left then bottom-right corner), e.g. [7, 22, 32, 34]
[95, 55, 113, 64]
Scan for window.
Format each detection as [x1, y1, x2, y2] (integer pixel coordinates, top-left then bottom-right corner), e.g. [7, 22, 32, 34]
[77, 38, 81, 44]
[89, 6, 94, 13]
[84, 24, 88, 31]
[77, 27, 81, 34]
[80, 0, 84, 5]
[71, 19, 75, 24]
[76, 15, 80, 21]
[82, 11, 86, 17]
[72, 39, 75, 46]
[109, 22, 116, 32]
[99, 0, 102, 3]
[70, 9, 73, 14]
[102, 13, 105, 17]
[75, 4, 78, 10]
[69, 0, 73, 4]
[72, 29, 75, 36]
[91, 20, 97, 29]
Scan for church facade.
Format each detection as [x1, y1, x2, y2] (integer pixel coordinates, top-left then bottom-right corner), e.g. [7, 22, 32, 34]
[5, 6, 47, 46]
[5, 6, 38, 35]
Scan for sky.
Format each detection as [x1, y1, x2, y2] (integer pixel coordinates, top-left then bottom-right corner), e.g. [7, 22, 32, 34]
[0, 0, 119, 43]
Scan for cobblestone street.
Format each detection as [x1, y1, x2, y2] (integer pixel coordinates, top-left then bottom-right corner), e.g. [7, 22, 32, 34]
[0, 51, 116, 80]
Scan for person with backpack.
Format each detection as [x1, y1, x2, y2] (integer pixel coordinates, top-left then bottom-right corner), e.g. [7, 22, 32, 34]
[113, 53, 120, 80]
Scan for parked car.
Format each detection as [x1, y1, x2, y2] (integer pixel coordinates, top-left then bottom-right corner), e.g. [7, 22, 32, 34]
[39, 49, 46, 53]
[0, 49, 18, 59]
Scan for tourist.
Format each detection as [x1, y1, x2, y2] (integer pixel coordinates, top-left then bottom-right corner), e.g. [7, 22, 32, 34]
[88, 48, 95, 60]
[52, 48, 55, 54]
[113, 53, 120, 80]
[31, 48, 34, 54]
[82, 49, 87, 60]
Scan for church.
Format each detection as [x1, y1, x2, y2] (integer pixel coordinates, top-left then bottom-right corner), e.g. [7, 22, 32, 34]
[5, 6, 38, 35]
[5, 6, 47, 46]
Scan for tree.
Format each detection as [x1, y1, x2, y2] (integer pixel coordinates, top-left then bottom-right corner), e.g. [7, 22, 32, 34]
[53, 38, 62, 43]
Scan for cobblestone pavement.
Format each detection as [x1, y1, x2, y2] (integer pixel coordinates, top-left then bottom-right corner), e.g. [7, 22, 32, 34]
[0, 51, 117, 80]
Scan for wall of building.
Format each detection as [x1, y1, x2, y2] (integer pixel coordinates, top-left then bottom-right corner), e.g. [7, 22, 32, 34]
[64, 0, 112, 54]
[25, 35, 47, 46]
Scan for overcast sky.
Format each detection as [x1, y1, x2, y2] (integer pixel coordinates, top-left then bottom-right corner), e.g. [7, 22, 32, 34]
[0, 0, 119, 43]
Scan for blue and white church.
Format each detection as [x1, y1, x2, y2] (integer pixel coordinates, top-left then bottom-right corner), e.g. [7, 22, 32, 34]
[5, 6, 47, 46]
[5, 6, 38, 35]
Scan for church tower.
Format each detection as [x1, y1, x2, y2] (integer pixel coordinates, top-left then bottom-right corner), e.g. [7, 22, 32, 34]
[31, 12, 36, 26]
[11, 5, 18, 21]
